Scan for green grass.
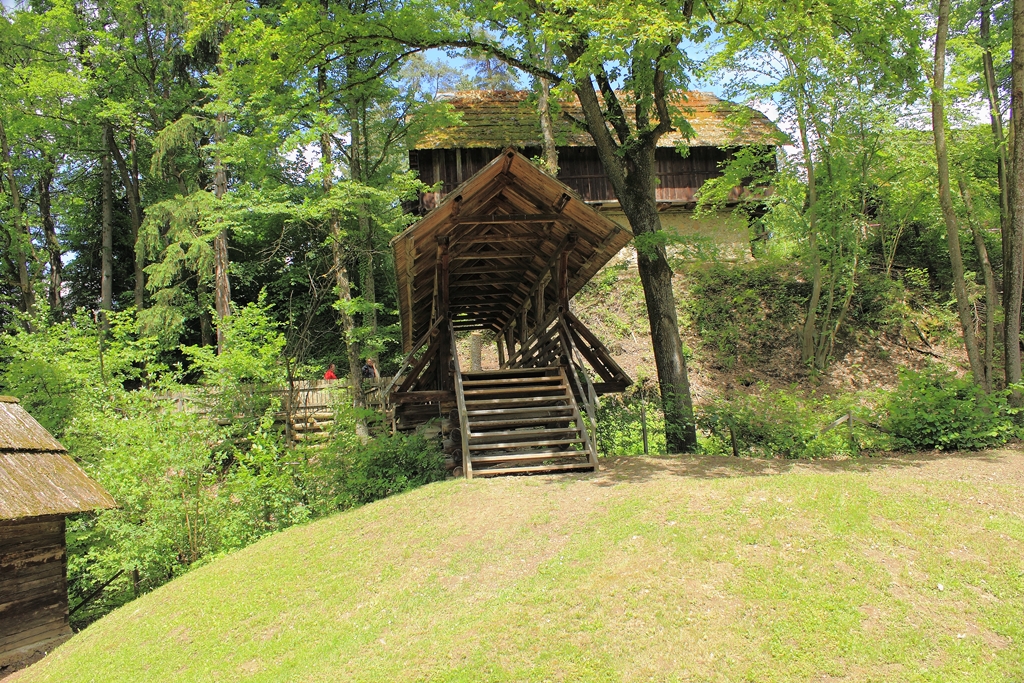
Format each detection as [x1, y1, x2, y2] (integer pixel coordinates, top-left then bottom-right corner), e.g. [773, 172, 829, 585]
[17, 451, 1024, 682]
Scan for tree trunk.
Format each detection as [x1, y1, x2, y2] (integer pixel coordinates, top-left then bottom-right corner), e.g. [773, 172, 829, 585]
[111, 132, 145, 310]
[38, 166, 62, 315]
[934, 0, 986, 385]
[959, 177, 997, 391]
[320, 57, 367, 438]
[1, 117, 33, 317]
[212, 114, 232, 353]
[790, 62, 822, 368]
[1008, 0, 1024, 398]
[572, 82, 696, 452]
[538, 43, 558, 175]
[363, 226, 377, 342]
[101, 124, 114, 318]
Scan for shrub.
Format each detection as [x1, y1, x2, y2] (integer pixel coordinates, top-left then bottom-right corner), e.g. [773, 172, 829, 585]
[309, 430, 446, 510]
[685, 262, 802, 369]
[596, 384, 666, 455]
[697, 386, 876, 459]
[883, 366, 1018, 451]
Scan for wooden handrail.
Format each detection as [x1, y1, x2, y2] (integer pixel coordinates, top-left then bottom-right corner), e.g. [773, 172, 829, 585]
[557, 313, 600, 466]
[449, 320, 473, 479]
[384, 316, 444, 398]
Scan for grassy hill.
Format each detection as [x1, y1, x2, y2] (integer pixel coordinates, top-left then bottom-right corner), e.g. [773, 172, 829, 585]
[16, 452, 1024, 683]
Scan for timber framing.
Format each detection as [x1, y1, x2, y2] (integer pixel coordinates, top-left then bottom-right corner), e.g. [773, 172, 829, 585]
[388, 149, 634, 476]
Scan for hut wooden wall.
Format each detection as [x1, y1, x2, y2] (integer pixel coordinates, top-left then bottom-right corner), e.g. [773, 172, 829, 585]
[409, 146, 746, 213]
[0, 515, 71, 666]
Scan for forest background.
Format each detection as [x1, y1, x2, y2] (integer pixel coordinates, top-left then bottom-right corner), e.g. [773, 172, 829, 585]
[1, 0, 1022, 629]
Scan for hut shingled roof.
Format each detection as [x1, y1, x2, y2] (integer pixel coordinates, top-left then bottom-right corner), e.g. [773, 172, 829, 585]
[0, 396, 116, 520]
[412, 90, 783, 150]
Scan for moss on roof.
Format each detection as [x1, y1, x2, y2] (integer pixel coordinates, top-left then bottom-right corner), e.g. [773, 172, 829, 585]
[412, 90, 783, 150]
[0, 400, 116, 520]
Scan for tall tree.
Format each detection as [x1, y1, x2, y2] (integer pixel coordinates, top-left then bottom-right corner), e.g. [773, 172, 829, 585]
[1009, 0, 1024, 396]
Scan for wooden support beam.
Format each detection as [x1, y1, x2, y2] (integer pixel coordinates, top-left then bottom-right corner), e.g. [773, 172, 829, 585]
[437, 236, 450, 392]
[566, 227, 624, 292]
[451, 251, 538, 261]
[450, 266, 526, 275]
[450, 279, 523, 287]
[496, 231, 573, 341]
[453, 213, 563, 225]
[557, 233, 578, 308]
[391, 390, 456, 404]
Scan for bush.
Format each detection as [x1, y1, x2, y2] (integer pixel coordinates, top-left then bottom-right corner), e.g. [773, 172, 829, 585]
[685, 262, 803, 369]
[697, 386, 876, 459]
[309, 430, 446, 510]
[883, 366, 1018, 451]
[596, 384, 666, 455]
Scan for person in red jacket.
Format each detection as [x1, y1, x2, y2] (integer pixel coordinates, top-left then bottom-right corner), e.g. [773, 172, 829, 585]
[323, 363, 337, 380]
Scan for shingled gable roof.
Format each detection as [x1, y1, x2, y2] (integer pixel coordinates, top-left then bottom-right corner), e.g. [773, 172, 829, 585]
[412, 90, 782, 150]
[392, 148, 633, 352]
[0, 396, 116, 521]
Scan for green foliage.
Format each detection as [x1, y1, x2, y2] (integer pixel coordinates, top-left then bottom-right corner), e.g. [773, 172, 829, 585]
[0, 308, 444, 629]
[309, 430, 446, 510]
[596, 383, 666, 456]
[698, 387, 875, 459]
[883, 366, 1019, 451]
[685, 262, 802, 369]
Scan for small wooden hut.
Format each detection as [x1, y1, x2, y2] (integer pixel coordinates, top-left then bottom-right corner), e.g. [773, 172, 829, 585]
[0, 396, 115, 667]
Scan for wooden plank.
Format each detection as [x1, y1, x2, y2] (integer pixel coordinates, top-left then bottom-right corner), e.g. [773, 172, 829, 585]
[470, 452, 589, 464]
[462, 376, 563, 386]
[451, 251, 538, 261]
[471, 463, 594, 476]
[471, 438, 584, 451]
[467, 406, 575, 419]
[390, 391, 455, 405]
[470, 428, 581, 442]
[496, 233, 573, 341]
[462, 386, 567, 397]
[453, 213, 563, 224]
[468, 416, 576, 430]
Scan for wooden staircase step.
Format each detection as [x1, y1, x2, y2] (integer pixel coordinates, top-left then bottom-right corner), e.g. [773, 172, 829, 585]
[470, 451, 591, 464]
[469, 427, 580, 441]
[467, 415, 576, 430]
[462, 368, 559, 380]
[470, 438, 584, 451]
[464, 395, 570, 407]
[462, 376, 564, 387]
[471, 462, 596, 476]
[462, 386, 568, 398]
[466, 406, 575, 418]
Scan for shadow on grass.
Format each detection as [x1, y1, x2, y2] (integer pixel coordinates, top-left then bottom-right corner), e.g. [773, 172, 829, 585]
[539, 447, 1020, 487]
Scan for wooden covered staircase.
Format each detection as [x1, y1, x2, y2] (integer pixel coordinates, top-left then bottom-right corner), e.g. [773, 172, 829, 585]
[387, 149, 634, 478]
[457, 366, 596, 476]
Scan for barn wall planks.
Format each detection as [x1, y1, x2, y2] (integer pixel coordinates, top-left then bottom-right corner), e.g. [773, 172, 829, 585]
[0, 515, 71, 666]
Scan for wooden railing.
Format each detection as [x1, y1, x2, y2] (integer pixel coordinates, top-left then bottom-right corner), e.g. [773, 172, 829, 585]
[558, 313, 600, 467]
[449, 320, 474, 479]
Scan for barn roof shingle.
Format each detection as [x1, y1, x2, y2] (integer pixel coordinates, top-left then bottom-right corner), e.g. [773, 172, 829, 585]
[412, 90, 782, 150]
[0, 396, 116, 521]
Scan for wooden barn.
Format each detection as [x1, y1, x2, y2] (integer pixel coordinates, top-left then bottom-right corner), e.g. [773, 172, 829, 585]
[0, 396, 115, 668]
[388, 148, 633, 478]
[408, 90, 781, 252]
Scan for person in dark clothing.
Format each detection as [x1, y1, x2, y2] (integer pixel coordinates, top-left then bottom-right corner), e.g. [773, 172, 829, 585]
[361, 358, 379, 379]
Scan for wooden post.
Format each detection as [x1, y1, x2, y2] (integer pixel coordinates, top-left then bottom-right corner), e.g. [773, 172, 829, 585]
[470, 331, 482, 371]
[436, 236, 450, 390]
[557, 233, 578, 308]
[520, 299, 531, 347]
[497, 334, 506, 367]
